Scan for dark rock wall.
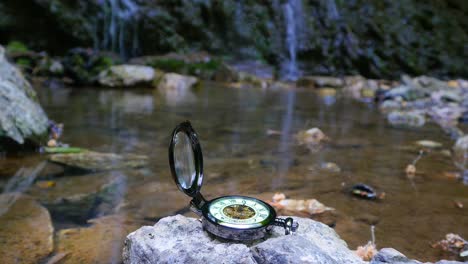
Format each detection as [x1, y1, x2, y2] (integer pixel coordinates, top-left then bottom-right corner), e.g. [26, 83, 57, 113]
[1, 0, 467, 78]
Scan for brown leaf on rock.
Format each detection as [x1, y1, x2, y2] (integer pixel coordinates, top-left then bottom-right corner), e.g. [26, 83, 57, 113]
[270, 193, 334, 215]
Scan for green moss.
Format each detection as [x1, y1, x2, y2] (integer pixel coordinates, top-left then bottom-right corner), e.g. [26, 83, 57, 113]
[147, 57, 223, 79]
[16, 58, 32, 68]
[148, 58, 186, 72]
[6, 41, 29, 53]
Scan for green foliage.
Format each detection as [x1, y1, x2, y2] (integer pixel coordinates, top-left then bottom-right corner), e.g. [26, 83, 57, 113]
[147, 57, 223, 79]
[6, 41, 29, 53]
[15, 58, 32, 68]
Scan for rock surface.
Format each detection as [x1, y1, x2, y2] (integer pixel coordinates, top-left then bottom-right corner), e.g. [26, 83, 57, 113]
[98, 64, 155, 87]
[157, 73, 199, 92]
[0, 193, 53, 264]
[48, 151, 149, 171]
[123, 215, 365, 264]
[0, 44, 49, 145]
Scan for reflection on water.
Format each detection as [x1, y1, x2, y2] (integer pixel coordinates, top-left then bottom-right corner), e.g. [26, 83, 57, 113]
[0, 82, 467, 262]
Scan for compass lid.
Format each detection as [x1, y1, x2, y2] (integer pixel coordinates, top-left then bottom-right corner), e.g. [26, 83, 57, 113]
[169, 121, 204, 197]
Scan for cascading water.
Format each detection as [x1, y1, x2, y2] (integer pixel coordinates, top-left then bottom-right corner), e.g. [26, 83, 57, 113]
[281, 0, 304, 81]
[93, 0, 139, 58]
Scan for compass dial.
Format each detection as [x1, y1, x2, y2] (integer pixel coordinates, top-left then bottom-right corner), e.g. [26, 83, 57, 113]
[208, 196, 272, 225]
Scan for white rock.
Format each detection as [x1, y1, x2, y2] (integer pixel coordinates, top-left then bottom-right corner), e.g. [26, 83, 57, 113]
[123, 215, 365, 264]
[98, 64, 155, 87]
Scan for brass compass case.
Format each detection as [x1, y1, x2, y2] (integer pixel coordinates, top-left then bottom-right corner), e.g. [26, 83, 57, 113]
[169, 121, 298, 241]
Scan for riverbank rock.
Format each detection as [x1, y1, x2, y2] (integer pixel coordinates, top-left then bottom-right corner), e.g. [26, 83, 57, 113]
[98, 64, 156, 87]
[48, 151, 149, 171]
[453, 135, 468, 171]
[55, 214, 139, 264]
[387, 111, 426, 127]
[0, 45, 49, 145]
[27, 172, 125, 221]
[0, 193, 53, 264]
[122, 215, 365, 264]
[371, 248, 465, 264]
[156, 73, 199, 91]
[297, 76, 344, 89]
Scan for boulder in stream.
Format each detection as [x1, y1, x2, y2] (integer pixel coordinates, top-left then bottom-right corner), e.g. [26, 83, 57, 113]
[0, 193, 53, 264]
[156, 72, 199, 91]
[48, 151, 149, 171]
[123, 215, 365, 264]
[0, 45, 49, 145]
[98, 64, 156, 87]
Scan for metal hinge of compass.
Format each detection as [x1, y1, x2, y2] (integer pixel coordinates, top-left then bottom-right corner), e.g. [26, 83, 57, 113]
[189, 193, 206, 216]
[272, 217, 299, 235]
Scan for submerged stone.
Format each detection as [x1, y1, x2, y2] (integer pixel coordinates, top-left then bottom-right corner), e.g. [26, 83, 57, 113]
[27, 172, 125, 221]
[0, 45, 49, 145]
[0, 193, 53, 264]
[122, 215, 365, 264]
[48, 151, 149, 171]
[387, 111, 426, 127]
[98, 64, 156, 87]
[56, 214, 139, 264]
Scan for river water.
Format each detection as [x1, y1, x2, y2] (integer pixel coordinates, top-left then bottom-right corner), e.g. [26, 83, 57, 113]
[1, 81, 467, 262]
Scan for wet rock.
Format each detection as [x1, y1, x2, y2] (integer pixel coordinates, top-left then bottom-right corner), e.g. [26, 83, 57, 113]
[123, 215, 365, 264]
[297, 76, 344, 88]
[370, 248, 420, 264]
[387, 111, 426, 127]
[156, 73, 199, 92]
[453, 135, 468, 171]
[380, 100, 404, 113]
[429, 105, 463, 126]
[0, 193, 53, 264]
[0, 44, 49, 145]
[27, 172, 124, 221]
[295, 127, 329, 151]
[48, 151, 149, 171]
[56, 214, 139, 264]
[62, 48, 119, 85]
[98, 64, 156, 87]
[414, 140, 443, 149]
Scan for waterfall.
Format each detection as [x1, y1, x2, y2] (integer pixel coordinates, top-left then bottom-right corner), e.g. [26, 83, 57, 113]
[281, 0, 303, 81]
[94, 0, 139, 58]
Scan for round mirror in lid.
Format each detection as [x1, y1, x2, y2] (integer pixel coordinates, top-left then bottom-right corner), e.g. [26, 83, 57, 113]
[169, 121, 204, 197]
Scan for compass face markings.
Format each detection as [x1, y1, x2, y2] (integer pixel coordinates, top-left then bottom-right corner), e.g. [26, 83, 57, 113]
[208, 197, 271, 225]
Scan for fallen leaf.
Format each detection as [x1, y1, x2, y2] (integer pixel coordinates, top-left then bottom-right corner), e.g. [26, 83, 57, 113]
[355, 242, 377, 261]
[443, 172, 461, 179]
[405, 164, 416, 177]
[270, 193, 334, 215]
[454, 200, 464, 209]
[36, 181, 56, 189]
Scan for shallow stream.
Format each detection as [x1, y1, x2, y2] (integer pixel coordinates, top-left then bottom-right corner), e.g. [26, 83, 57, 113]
[1, 81, 467, 262]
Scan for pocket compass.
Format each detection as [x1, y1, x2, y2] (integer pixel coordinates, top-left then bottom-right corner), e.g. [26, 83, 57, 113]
[169, 121, 298, 241]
